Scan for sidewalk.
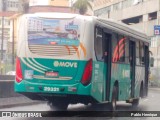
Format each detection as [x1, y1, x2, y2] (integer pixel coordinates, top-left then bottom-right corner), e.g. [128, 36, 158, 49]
[0, 96, 45, 109]
[149, 87, 160, 91]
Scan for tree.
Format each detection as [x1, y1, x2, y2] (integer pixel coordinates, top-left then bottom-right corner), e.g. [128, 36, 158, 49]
[71, 0, 92, 15]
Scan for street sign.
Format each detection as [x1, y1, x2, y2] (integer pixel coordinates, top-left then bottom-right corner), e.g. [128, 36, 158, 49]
[154, 25, 160, 35]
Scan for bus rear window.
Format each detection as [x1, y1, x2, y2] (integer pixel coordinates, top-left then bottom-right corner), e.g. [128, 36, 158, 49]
[28, 17, 80, 46]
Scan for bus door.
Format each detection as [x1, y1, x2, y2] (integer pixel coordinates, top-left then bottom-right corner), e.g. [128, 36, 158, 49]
[91, 27, 112, 102]
[144, 45, 149, 96]
[130, 41, 136, 98]
[103, 32, 112, 101]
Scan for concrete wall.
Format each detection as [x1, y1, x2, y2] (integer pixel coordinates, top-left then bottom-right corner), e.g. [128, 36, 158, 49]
[94, 0, 124, 10]
[130, 19, 157, 36]
[0, 81, 21, 98]
[108, 0, 159, 21]
[0, 75, 21, 98]
[0, 75, 15, 80]
[94, 0, 160, 37]
[0, 0, 2, 11]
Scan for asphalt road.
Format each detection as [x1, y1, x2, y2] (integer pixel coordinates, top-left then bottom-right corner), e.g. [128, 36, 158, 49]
[0, 89, 159, 120]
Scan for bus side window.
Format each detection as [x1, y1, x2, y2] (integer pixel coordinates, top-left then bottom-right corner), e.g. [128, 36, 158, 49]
[140, 42, 145, 65]
[117, 35, 125, 62]
[136, 41, 140, 65]
[95, 27, 103, 61]
[125, 38, 129, 63]
[112, 33, 128, 63]
[112, 33, 118, 62]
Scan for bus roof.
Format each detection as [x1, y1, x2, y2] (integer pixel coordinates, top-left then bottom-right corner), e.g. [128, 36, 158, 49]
[96, 18, 149, 43]
[25, 12, 149, 43]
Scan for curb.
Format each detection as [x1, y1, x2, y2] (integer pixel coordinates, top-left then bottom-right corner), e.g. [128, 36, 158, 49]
[149, 87, 160, 91]
[0, 101, 45, 109]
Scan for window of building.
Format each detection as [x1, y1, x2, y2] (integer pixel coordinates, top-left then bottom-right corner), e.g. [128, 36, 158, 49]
[13, 2, 16, 7]
[133, 0, 143, 5]
[7, 1, 18, 8]
[112, 33, 118, 62]
[148, 12, 157, 21]
[122, 0, 133, 9]
[7, 1, 10, 7]
[113, 2, 121, 11]
[94, 6, 111, 16]
[125, 38, 129, 63]
[8, 21, 10, 25]
[4, 20, 10, 26]
[16, 3, 19, 8]
[10, 2, 13, 7]
[105, 6, 111, 13]
[122, 0, 127, 9]
[122, 15, 143, 25]
[150, 37, 157, 47]
[95, 27, 103, 61]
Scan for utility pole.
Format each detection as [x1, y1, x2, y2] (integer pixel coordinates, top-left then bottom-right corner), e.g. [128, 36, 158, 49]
[12, 19, 14, 70]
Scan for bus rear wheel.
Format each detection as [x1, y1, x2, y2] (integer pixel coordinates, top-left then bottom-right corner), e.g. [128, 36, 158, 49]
[110, 86, 118, 111]
[131, 98, 139, 107]
[48, 100, 69, 111]
[132, 84, 143, 107]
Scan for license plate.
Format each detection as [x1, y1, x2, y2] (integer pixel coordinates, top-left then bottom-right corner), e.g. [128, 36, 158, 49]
[45, 71, 59, 77]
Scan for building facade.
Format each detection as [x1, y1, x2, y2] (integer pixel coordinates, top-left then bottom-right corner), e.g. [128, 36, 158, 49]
[0, 0, 21, 12]
[94, 0, 160, 85]
[94, 0, 160, 67]
[0, 0, 22, 54]
[49, 0, 69, 7]
[0, 0, 23, 74]
[29, 0, 70, 7]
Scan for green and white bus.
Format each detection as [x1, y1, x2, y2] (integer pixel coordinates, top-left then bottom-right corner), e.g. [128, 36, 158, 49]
[15, 12, 149, 110]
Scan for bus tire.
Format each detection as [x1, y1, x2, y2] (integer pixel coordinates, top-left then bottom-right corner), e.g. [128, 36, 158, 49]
[132, 84, 142, 107]
[48, 101, 69, 111]
[132, 98, 139, 107]
[140, 83, 144, 98]
[110, 86, 118, 111]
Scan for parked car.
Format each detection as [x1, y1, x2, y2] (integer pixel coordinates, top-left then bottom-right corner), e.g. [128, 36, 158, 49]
[6, 71, 16, 75]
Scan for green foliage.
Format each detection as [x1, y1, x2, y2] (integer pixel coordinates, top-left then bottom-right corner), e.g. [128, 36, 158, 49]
[72, 0, 92, 15]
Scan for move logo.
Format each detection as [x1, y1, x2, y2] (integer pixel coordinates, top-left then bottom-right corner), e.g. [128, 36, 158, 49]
[54, 61, 77, 68]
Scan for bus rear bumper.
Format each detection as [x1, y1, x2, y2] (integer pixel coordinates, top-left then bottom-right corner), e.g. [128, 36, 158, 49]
[14, 80, 94, 103]
[17, 92, 98, 104]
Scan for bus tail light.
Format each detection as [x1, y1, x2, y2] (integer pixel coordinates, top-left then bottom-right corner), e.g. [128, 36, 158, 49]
[16, 57, 23, 83]
[81, 59, 92, 86]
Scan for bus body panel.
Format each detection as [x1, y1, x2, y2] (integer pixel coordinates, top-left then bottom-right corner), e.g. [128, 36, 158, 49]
[15, 13, 96, 103]
[15, 13, 149, 105]
[91, 61, 105, 102]
[110, 63, 131, 101]
[134, 66, 145, 98]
